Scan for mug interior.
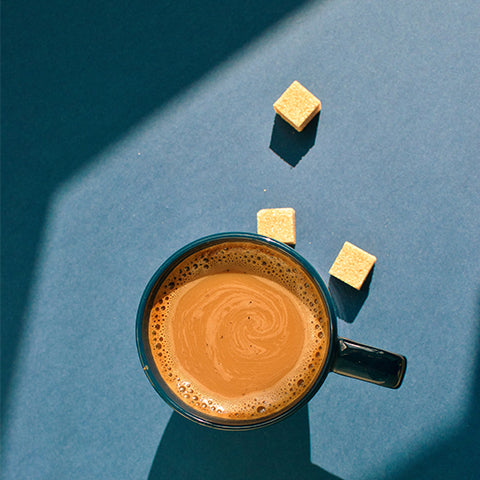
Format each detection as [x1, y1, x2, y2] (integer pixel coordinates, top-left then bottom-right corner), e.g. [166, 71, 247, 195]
[136, 232, 337, 430]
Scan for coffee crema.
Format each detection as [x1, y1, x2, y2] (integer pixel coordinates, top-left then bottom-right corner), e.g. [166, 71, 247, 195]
[147, 241, 330, 423]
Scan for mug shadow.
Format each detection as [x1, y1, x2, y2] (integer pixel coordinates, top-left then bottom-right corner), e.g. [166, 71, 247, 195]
[148, 405, 342, 480]
[327, 268, 373, 324]
[269, 113, 320, 167]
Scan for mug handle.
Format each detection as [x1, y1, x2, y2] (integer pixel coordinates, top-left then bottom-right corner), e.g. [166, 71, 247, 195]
[332, 338, 407, 389]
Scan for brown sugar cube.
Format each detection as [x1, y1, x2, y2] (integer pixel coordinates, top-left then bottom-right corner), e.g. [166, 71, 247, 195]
[273, 81, 321, 132]
[257, 208, 296, 246]
[329, 241, 377, 290]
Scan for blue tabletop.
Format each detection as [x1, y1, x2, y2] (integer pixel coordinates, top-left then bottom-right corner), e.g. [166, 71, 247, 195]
[2, 1, 479, 479]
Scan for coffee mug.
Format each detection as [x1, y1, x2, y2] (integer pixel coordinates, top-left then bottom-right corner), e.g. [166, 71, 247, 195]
[136, 233, 406, 430]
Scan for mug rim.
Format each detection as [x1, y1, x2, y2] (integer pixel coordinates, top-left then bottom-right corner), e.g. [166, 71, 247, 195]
[136, 232, 338, 430]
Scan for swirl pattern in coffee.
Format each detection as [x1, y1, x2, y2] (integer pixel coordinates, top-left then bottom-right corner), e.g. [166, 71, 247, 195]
[147, 241, 330, 423]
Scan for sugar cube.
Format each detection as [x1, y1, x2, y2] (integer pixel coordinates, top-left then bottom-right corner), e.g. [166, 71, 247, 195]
[273, 81, 321, 132]
[329, 241, 376, 290]
[257, 208, 296, 246]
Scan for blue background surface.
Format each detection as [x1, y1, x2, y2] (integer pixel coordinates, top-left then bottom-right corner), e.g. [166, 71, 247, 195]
[2, 1, 479, 478]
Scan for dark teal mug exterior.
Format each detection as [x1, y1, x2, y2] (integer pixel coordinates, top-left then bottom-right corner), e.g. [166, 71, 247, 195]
[136, 232, 406, 430]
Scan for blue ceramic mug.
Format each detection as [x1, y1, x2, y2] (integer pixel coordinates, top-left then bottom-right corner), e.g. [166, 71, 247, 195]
[136, 233, 406, 430]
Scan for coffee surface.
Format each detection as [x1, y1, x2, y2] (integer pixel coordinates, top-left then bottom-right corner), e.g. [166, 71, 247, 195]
[170, 272, 306, 396]
[148, 241, 330, 423]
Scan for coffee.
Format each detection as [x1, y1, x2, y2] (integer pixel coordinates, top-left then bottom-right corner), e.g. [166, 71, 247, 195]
[147, 241, 330, 423]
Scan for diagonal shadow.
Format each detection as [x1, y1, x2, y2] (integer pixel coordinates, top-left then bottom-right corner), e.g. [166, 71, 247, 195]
[390, 288, 480, 479]
[1, 0, 317, 424]
[149, 405, 342, 480]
